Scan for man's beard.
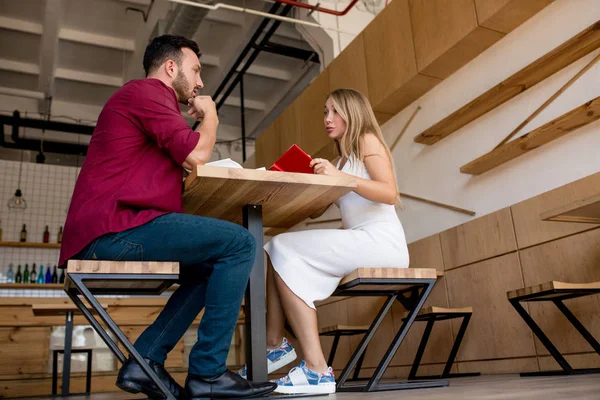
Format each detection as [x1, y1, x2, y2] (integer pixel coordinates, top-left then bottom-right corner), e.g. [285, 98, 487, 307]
[172, 70, 192, 104]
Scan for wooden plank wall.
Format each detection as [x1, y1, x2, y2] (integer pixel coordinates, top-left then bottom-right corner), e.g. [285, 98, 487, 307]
[315, 171, 600, 376]
[254, 0, 552, 168]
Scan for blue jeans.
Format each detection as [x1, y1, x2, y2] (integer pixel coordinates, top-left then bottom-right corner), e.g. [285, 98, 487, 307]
[76, 213, 256, 377]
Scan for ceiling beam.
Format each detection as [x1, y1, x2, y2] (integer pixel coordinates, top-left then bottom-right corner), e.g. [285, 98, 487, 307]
[38, 0, 63, 114]
[0, 16, 135, 52]
[0, 58, 123, 87]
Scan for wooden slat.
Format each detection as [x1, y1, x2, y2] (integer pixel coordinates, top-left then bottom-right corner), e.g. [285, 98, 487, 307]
[0, 241, 61, 249]
[319, 324, 370, 334]
[415, 21, 600, 145]
[340, 267, 437, 286]
[541, 193, 600, 224]
[0, 327, 50, 374]
[475, 0, 553, 34]
[183, 166, 356, 228]
[461, 96, 600, 175]
[31, 303, 107, 316]
[66, 260, 179, 274]
[419, 306, 473, 315]
[507, 281, 600, 300]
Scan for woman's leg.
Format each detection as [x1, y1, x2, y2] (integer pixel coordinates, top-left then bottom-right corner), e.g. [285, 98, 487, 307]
[274, 271, 328, 373]
[266, 257, 286, 349]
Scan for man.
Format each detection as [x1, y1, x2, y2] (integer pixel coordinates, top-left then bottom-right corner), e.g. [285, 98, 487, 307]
[59, 35, 276, 399]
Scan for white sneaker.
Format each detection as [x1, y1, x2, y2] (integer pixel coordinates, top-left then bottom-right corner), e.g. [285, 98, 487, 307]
[274, 361, 336, 394]
[237, 337, 297, 379]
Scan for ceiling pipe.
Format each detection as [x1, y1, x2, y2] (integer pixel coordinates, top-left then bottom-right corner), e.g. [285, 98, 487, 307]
[273, 0, 360, 16]
[167, 0, 357, 35]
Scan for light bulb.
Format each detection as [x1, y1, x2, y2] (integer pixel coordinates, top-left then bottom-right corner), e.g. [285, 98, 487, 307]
[7, 189, 27, 211]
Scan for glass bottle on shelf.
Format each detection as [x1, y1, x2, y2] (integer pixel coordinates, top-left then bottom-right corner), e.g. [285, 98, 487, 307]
[6, 264, 14, 283]
[37, 265, 45, 284]
[51, 265, 58, 283]
[57, 226, 63, 244]
[0, 219, 3, 242]
[15, 265, 22, 283]
[30, 263, 37, 283]
[23, 264, 29, 283]
[45, 265, 52, 283]
[43, 226, 50, 243]
[20, 224, 27, 242]
[59, 268, 65, 284]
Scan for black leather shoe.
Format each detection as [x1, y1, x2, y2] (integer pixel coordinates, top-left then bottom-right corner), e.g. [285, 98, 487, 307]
[185, 370, 277, 399]
[116, 357, 184, 399]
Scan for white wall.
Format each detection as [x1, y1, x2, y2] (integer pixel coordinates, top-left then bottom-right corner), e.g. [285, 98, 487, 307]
[383, 0, 600, 243]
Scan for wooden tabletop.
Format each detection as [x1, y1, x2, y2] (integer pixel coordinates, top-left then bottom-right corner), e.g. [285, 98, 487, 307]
[540, 193, 600, 224]
[183, 166, 356, 228]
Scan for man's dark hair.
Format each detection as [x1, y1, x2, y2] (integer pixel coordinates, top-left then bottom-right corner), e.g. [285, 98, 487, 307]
[143, 35, 200, 76]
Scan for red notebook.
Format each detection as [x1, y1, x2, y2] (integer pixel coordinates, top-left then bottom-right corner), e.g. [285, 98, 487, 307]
[269, 144, 314, 174]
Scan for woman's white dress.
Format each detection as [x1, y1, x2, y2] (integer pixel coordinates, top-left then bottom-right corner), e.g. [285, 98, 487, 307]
[264, 156, 410, 309]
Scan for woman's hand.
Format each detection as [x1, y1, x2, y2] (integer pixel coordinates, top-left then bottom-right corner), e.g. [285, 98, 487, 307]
[310, 158, 344, 177]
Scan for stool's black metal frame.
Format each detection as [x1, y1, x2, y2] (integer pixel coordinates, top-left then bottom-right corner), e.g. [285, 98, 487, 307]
[509, 287, 600, 377]
[52, 348, 92, 396]
[64, 273, 179, 400]
[320, 327, 369, 382]
[407, 310, 480, 380]
[330, 276, 449, 392]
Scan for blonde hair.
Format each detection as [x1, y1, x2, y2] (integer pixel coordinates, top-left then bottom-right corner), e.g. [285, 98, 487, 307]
[327, 88, 402, 207]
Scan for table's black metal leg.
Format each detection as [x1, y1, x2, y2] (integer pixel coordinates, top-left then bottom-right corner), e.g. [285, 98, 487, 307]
[69, 275, 176, 400]
[366, 279, 438, 392]
[408, 317, 435, 380]
[243, 204, 268, 383]
[65, 287, 126, 364]
[553, 299, 600, 355]
[52, 349, 58, 395]
[442, 314, 470, 377]
[85, 349, 93, 394]
[327, 333, 341, 367]
[61, 311, 74, 396]
[337, 294, 397, 388]
[509, 298, 572, 374]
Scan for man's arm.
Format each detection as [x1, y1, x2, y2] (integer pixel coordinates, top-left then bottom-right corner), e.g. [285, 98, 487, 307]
[183, 96, 219, 169]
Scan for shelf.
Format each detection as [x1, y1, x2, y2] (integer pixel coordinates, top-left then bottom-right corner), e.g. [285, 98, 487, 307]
[0, 242, 61, 249]
[414, 20, 600, 145]
[460, 95, 600, 175]
[0, 283, 63, 290]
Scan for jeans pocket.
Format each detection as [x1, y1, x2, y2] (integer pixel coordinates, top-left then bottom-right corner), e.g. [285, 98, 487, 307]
[92, 234, 144, 261]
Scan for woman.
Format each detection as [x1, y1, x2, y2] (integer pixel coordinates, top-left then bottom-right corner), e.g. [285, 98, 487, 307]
[243, 88, 410, 394]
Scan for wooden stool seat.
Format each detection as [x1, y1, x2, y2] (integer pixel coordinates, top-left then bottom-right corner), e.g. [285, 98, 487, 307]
[507, 281, 600, 377]
[327, 267, 448, 392]
[507, 281, 600, 301]
[64, 260, 181, 400]
[404, 306, 479, 380]
[32, 303, 108, 316]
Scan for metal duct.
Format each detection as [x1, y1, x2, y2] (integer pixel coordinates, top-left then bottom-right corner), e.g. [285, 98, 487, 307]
[164, 0, 214, 39]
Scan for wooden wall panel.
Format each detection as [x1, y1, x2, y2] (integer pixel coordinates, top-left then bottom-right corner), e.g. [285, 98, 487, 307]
[445, 253, 536, 361]
[391, 275, 454, 366]
[440, 208, 517, 270]
[538, 352, 600, 371]
[457, 357, 539, 374]
[0, 327, 50, 374]
[519, 228, 600, 356]
[474, 0, 553, 34]
[409, 0, 504, 79]
[292, 70, 331, 156]
[346, 297, 396, 369]
[278, 105, 298, 155]
[510, 172, 600, 249]
[254, 120, 280, 169]
[328, 33, 369, 98]
[364, 0, 441, 115]
[407, 234, 444, 270]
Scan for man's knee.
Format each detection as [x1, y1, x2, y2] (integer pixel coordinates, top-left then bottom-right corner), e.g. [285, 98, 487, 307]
[230, 226, 256, 261]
